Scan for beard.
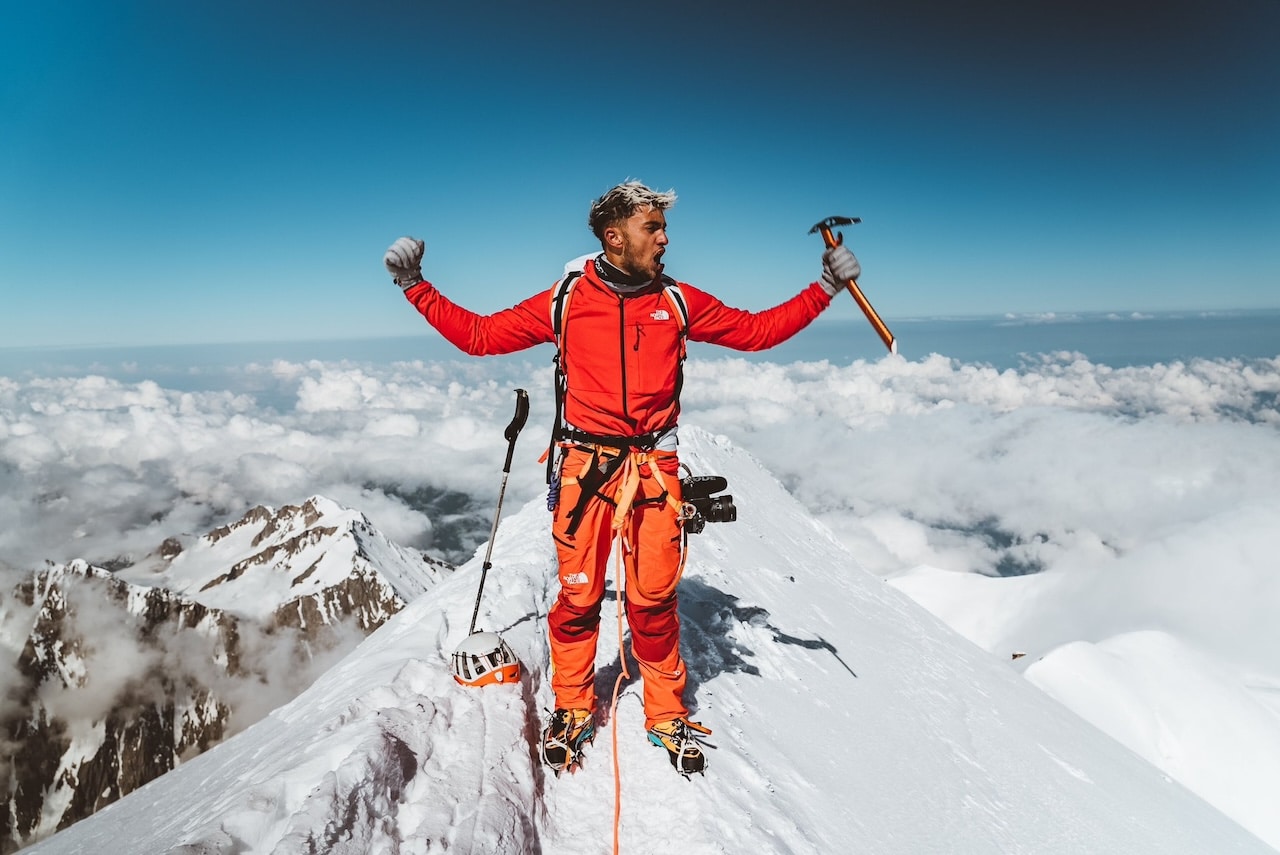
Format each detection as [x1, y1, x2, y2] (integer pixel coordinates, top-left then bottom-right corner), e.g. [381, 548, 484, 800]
[619, 242, 663, 281]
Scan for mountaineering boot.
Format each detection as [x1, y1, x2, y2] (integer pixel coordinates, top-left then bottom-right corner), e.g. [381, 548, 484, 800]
[541, 708, 595, 775]
[647, 718, 712, 777]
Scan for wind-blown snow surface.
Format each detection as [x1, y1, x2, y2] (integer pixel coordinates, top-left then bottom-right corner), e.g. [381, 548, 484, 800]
[24, 430, 1269, 854]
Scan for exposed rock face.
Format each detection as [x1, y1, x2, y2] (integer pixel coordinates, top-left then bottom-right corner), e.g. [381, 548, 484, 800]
[0, 497, 450, 854]
[1, 563, 233, 854]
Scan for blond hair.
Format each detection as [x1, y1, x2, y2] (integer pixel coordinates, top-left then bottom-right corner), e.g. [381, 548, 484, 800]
[588, 180, 677, 241]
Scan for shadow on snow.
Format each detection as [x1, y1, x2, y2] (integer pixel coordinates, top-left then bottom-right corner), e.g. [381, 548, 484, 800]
[592, 576, 857, 726]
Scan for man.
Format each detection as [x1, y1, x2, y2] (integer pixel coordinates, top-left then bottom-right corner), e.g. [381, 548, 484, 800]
[385, 181, 861, 776]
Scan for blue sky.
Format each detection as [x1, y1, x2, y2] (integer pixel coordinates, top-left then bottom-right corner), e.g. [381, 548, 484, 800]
[2, 0, 1277, 348]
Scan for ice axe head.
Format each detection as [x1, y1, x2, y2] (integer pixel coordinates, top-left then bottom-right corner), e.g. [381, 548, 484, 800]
[809, 215, 861, 248]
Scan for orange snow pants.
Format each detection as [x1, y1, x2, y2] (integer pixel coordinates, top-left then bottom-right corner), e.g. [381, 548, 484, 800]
[548, 444, 688, 729]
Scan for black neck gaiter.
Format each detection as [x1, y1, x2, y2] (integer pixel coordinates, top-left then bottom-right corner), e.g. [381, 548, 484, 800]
[594, 256, 661, 293]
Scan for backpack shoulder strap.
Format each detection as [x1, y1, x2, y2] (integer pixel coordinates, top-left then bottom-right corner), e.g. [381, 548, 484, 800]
[545, 270, 582, 485]
[659, 277, 689, 356]
[550, 270, 583, 348]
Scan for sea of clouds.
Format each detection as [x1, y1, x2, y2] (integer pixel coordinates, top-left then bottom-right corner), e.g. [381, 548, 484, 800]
[2, 351, 1279, 678]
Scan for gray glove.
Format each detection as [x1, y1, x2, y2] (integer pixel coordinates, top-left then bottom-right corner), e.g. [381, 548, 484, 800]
[820, 242, 862, 296]
[384, 237, 425, 290]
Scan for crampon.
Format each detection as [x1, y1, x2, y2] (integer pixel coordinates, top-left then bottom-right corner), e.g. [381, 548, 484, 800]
[541, 708, 595, 776]
[647, 718, 712, 778]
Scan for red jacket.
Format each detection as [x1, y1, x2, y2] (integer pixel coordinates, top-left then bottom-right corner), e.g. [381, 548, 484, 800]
[403, 262, 832, 437]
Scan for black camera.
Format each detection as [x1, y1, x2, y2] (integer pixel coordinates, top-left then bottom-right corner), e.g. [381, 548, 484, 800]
[679, 474, 737, 535]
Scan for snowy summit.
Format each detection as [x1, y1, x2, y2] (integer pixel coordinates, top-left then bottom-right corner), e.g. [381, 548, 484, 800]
[21, 429, 1271, 854]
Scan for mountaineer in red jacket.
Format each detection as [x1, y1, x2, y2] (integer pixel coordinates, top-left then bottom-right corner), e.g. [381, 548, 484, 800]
[385, 181, 861, 776]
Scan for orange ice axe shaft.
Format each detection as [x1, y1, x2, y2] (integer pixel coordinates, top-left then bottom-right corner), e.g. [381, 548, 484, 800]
[809, 216, 897, 354]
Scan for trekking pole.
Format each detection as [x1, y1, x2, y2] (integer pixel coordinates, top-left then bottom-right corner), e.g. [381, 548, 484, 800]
[809, 216, 898, 354]
[467, 388, 530, 635]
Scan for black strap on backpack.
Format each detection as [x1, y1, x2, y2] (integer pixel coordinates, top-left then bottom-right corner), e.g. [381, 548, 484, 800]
[546, 270, 583, 485]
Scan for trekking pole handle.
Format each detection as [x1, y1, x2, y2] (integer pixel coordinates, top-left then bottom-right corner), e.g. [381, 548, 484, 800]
[502, 389, 529, 472]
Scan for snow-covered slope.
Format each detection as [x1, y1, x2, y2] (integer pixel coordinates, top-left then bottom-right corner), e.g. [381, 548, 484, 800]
[24, 429, 1271, 854]
[1027, 630, 1280, 845]
[119, 495, 448, 627]
[890, 562, 1280, 849]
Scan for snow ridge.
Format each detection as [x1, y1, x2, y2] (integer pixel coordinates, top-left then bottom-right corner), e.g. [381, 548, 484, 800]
[24, 429, 1273, 854]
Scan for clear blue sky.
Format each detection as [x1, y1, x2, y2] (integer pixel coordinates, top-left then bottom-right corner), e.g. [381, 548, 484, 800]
[2, 0, 1277, 348]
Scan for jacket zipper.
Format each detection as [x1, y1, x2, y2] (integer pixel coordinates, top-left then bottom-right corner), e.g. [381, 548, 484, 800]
[617, 294, 629, 423]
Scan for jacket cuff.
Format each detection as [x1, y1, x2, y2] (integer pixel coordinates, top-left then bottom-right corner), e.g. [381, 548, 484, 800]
[402, 280, 435, 299]
[809, 281, 836, 305]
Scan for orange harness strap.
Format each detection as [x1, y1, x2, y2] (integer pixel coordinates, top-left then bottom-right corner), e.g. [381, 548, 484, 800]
[610, 450, 684, 529]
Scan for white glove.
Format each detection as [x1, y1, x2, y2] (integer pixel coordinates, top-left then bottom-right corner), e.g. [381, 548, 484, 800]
[385, 237, 425, 290]
[820, 242, 862, 296]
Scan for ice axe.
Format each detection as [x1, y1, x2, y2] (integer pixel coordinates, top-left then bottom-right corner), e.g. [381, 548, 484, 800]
[809, 216, 898, 354]
[450, 388, 529, 687]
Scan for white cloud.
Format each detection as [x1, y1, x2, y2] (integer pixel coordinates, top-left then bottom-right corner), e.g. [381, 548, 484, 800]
[0, 363, 555, 570]
[2, 352, 1279, 683]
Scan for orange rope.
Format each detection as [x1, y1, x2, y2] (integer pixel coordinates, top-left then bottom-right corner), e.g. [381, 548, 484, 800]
[606, 450, 689, 855]
[610, 525, 630, 855]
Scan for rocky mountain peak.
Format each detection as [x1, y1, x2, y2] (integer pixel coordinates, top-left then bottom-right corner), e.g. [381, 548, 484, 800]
[0, 497, 450, 854]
